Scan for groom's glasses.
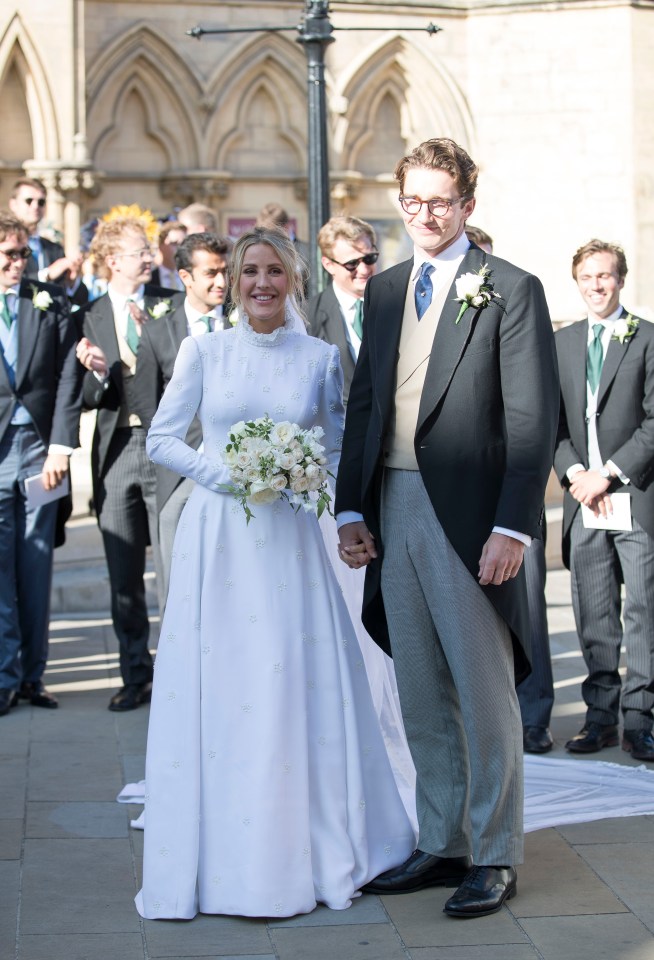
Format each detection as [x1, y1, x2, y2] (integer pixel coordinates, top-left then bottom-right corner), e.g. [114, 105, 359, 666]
[327, 251, 379, 273]
[399, 195, 469, 218]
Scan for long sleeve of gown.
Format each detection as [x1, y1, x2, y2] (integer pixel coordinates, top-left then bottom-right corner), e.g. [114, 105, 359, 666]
[147, 335, 231, 491]
[316, 343, 345, 481]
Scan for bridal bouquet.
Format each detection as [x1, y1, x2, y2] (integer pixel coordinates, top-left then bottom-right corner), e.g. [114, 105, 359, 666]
[221, 415, 332, 523]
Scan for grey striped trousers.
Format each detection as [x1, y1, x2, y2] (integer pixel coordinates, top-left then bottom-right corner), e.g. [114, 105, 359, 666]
[570, 511, 654, 731]
[380, 469, 523, 866]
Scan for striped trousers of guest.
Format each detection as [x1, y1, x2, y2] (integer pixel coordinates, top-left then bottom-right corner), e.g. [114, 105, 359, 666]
[570, 511, 654, 733]
[380, 469, 524, 867]
[95, 427, 164, 687]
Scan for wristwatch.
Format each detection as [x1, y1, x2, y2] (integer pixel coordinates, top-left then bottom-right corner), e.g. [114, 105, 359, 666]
[598, 465, 611, 480]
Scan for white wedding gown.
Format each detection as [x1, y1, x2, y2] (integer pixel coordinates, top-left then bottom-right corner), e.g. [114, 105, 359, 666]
[135, 312, 416, 920]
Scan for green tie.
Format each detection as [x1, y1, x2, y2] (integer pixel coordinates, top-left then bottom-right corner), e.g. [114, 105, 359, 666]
[0, 293, 12, 330]
[199, 315, 212, 333]
[125, 300, 141, 355]
[352, 299, 363, 339]
[587, 323, 604, 393]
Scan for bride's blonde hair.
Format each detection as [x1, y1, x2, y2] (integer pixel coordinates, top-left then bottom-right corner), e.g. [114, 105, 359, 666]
[229, 226, 306, 316]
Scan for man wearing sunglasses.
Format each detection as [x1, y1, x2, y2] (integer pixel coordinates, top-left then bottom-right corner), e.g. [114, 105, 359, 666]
[0, 213, 81, 718]
[9, 178, 87, 308]
[308, 216, 378, 403]
[336, 139, 559, 917]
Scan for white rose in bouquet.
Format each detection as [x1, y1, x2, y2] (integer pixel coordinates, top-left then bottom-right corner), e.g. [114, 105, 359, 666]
[290, 464, 305, 479]
[270, 474, 288, 492]
[291, 477, 309, 494]
[305, 463, 320, 479]
[249, 481, 281, 505]
[270, 421, 295, 445]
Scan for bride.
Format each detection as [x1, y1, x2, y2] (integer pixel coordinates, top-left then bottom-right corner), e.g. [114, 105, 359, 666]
[135, 226, 416, 920]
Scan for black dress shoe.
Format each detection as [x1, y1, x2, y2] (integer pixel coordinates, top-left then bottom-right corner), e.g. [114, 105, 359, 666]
[444, 865, 517, 918]
[108, 682, 152, 712]
[0, 689, 18, 717]
[362, 849, 472, 895]
[19, 681, 58, 709]
[565, 722, 618, 754]
[523, 726, 553, 754]
[622, 729, 654, 762]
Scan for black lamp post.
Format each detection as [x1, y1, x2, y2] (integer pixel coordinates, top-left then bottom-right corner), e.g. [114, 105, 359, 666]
[296, 2, 334, 294]
[188, 3, 441, 297]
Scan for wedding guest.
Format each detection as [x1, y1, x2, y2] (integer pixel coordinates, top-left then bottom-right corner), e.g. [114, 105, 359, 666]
[75, 215, 183, 712]
[8, 178, 87, 308]
[136, 226, 415, 920]
[307, 216, 378, 403]
[555, 240, 654, 762]
[336, 138, 559, 917]
[131, 232, 231, 597]
[178, 203, 218, 235]
[0, 212, 81, 716]
[150, 221, 186, 291]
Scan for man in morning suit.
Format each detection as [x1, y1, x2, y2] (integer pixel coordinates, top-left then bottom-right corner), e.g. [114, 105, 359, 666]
[9, 178, 87, 308]
[75, 216, 183, 712]
[0, 213, 81, 717]
[335, 139, 559, 917]
[554, 240, 654, 762]
[307, 216, 378, 403]
[132, 232, 230, 597]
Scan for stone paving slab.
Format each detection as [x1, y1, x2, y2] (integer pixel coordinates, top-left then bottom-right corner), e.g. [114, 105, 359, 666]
[20, 838, 141, 936]
[18, 933, 145, 960]
[25, 801, 129, 839]
[379, 887, 526, 948]
[575, 841, 654, 932]
[0, 860, 20, 953]
[520, 913, 654, 960]
[143, 915, 273, 958]
[409, 946, 540, 960]
[0, 818, 23, 859]
[511, 829, 627, 918]
[27, 740, 122, 803]
[556, 814, 654, 844]
[269, 922, 410, 960]
[269, 895, 388, 927]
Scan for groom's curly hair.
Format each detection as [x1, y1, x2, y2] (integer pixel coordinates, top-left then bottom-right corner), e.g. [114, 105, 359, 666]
[394, 138, 478, 200]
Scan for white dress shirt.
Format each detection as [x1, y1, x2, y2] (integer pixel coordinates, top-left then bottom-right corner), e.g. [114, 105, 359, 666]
[332, 284, 362, 359]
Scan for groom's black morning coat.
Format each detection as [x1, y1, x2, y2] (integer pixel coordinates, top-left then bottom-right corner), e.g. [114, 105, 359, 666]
[335, 244, 560, 681]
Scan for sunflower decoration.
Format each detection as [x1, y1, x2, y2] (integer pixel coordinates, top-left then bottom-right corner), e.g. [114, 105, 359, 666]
[101, 203, 159, 246]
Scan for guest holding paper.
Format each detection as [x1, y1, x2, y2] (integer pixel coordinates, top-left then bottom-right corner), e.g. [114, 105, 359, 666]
[0, 212, 81, 717]
[555, 240, 654, 762]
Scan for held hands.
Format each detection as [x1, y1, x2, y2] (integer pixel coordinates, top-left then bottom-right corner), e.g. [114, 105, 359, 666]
[42, 453, 69, 491]
[338, 521, 377, 569]
[478, 532, 525, 586]
[569, 470, 612, 518]
[77, 337, 108, 378]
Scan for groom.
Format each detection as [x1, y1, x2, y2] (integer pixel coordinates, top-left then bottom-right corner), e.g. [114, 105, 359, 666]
[335, 139, 559, 917]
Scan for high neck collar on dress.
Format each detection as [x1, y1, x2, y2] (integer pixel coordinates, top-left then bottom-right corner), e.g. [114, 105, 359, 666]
[235, 300, 299, 346]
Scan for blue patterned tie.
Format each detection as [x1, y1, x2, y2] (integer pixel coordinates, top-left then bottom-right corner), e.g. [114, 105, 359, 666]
[415, 262, 434, 320]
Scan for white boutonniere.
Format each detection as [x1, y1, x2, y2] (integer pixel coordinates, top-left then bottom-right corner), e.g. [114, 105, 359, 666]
[31, 286, 53, 312]
[454, 263, 501, 325]
[612, 313, 638, 344]
[148, 299, 172, 320]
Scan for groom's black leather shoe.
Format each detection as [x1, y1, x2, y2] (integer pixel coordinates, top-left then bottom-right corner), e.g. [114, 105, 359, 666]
[444, 865, 517, 918]
[565, 723, 618, 754]
[362, 850, 472, 895]
[108, 682, 152, 712]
